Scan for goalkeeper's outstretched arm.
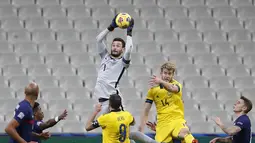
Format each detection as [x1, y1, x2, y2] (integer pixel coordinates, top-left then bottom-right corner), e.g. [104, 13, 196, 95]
[123, 18, 134, 64]
[96, 29, 109, 58]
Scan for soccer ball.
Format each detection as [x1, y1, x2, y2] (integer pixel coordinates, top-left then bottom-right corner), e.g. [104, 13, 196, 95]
[115, 13, 132, 29]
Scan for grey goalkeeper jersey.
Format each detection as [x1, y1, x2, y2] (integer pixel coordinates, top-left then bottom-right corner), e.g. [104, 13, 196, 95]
[94, 29, 133, 99]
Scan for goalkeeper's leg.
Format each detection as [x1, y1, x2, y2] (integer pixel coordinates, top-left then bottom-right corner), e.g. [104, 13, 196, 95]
[130, 131, 159, 143]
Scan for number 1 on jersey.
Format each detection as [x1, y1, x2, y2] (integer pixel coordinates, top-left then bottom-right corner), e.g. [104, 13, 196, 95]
[119, 124, 127, 142]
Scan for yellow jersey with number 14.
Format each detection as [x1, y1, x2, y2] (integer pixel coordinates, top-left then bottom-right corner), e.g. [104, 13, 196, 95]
[146, 79, 184, 126]
[97, 110, 134, 143]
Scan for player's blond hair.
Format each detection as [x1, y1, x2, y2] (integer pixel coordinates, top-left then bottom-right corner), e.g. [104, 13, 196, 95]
[160, 62, 176, 73]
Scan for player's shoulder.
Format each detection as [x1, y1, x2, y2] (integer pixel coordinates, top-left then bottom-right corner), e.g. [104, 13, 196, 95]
[17, 100, 30, 110]
[238, 115, 251, 123]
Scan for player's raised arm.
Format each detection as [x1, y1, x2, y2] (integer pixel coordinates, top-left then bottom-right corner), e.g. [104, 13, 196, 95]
[150, 75, 180, 93]
[5, 108, 28, 143]
[213, 117, 241, 136]
[122, 18, 134, 65]
[39, 110, 67, 130]
[96, 15, 118, 58]
[85, 104, 102, 131]
[139, 89, 153, 132]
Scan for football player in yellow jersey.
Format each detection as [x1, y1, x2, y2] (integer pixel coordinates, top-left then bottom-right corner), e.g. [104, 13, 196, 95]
[85, 94, 135, 143]
[139, 62, 198, 143]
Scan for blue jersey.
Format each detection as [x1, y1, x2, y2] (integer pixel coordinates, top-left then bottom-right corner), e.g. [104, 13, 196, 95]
[233, 114, 252, 143]
[9, 100, 34, 143]
[31, 120, 43, 143]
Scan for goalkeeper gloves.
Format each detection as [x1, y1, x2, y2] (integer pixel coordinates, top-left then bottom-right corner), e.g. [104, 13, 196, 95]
[107, 14, 118, 31]
[127, 18, 134, 37]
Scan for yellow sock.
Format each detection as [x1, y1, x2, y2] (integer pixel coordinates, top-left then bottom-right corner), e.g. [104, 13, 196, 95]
[184, 133, 195, 143]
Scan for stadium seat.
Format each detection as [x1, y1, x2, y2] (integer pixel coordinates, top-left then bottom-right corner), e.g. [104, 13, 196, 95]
[192, 88, 216, 101]
[84, 76, 97, 89]
[135, 76, 150, 95]
[244, 19, 255, 32]
[184, 76, 208, 89]
[62, 121, 86, 133]
[218, 54, 242, 68]
[147, 18, 170, 32]
[84, 0, 108, 8]
[77, 65, 98, 78]
[186, 42, 210, 56]
[0, 87, 15, 99]
[72, 99, 94, 112]
[211, 42, 235, 56]
[185, 111, 206, 125]
[129, 53, 144, 66]
[119, 76, 134, 88]
[172, 18, 195, 32]
[0, 42, 13, 53]
[162, 42, 185, 54]
[133, 0, 156, 8]
[144, 53, 168, 68]
[230, 0, 252, 8]
[196, 18, 219, 32]
[48, 99, 72, 112]
[120, 87, 141, 100]
[66, 5, 91, 20]
[38, 42, 62, 55]
[60, 0, 83, 7]
[8, 29, 31, 43]
[137, 42, 161, 56]
[0, 0, 10, 6]
[210, 76, 233, 90]
[33, 76, 59, 89]
[50, 18, 73, 31]
[140, 6, 164, 20]
[74, 18, 97, 32]
[27, 64, 51, 76]
[205, 110, 233, 123]
[203, 30, 227, 44]
[188, 6, 212, 20]
[81, 29, 99, 44]
[21, 53, 44, 67]
[36, 0, 59, 7]
[32, 29, 55, 43]
[133, 30, 154, 44]
[224, 100, 237, 112]
[41, 88, 66, 100]
[169, 53, 193, 67]
[165, 6, 188, 20]
[0, 99, 19, 113]
[206, 0, 229, 7]
[3, 64, 26, 78]
[158, 0, 181, 8]
[45, 53, 69, 67]
[66, 88, 91, 101]
[70, 54, 94, 67]
[182, 0, 204, 7]
[56, 29, 79, 43]
[184, 99, 200, 112]
[228, 29, 251, 44]
[14, 42, 37, 55]
[241, 88, 255, 100]
[25, 17, 48, 31]
[236, 41, 255, 56]
[194, 53, 217, 68]
[199, 100, 224, 112]
[177, 65, 200, 78]
[220, 18, 244, 32]
[52, 65, 76, 77]
[234, 76, 255, 89]
[59, 76, 83, 89]
[43, 6, 66, 20]
[237, 6, 255, 20]
[18, 5, 41, 20]
[109, 0, 132, 8]
[201, 65, 226, 78]
[217, 88, 240, 101]
[227, 65, 250, 78]
[0, 53, 19, 67]
[116, 6, 140, 19]
[213, 6, 236, 20]
[0, 5, 17, 19]
[2, 17, 24, 31]
[92, 7, 115, 20]
[127, 65, 151, 79]
[63, 41, 87, 56]
[179, 30, 202, 43]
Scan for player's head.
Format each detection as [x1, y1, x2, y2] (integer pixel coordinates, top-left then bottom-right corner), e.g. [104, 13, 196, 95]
[233, 96, 253, 114]
[111, 38, 126, 58]
[109, 94, 122, 110]
[25, 82, 39, 100]
[33, 102, 44, 120]
[160, 62, 176, 82]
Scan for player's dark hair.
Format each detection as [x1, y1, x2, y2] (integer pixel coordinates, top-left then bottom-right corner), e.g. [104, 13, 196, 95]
[240, 96, 253, 113]
[33, 102, 40, 112]
[112, 38, 126, 48]
[109, 94, 123, 110]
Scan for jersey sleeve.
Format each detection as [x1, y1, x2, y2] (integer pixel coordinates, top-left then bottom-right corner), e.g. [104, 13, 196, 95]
[128, 112, 135, 125]
[145, 88, 154, 104]
[96, 114, 107, 128]
[33, 121, 43, 133]
[235, 117, 248, 129]
[14, 105, 28, 124]
[175, 82, 182, 93]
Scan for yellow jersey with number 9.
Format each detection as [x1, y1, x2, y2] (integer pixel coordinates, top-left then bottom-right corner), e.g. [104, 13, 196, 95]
[146, 79, 184, 125]
[97, 110, 134, 143]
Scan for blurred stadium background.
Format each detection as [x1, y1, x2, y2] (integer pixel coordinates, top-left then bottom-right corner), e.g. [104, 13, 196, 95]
[0, 0, 254, 142]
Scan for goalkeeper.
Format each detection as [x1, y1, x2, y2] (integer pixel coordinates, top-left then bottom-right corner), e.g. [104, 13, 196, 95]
[90, 14, 158, 143]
